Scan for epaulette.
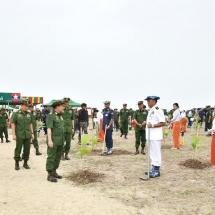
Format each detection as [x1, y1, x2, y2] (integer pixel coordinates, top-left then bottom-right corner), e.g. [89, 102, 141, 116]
[155, 107, 159, 110]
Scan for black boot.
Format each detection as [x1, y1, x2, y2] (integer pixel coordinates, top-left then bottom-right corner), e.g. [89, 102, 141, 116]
[15, 161, 20, 171]
[65, 153, 70, 160]
[141, 147, 146, 155]
[23, 160, 30, 169]
[61, 153, 65, 160]
[47, 172, 58, 182]
[134, 148, 139, 155]
[120, 133, 123, 137]
[36, 148, 42, 156]
[52, 170, 63, 179]
[6, 139, 10, 143]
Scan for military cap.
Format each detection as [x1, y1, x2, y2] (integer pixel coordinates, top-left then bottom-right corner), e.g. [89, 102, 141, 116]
[123, 103, 127, 106]
[81, 103, 87, 107]
[63, 97, 70, 102]
[114, 108, 118, 110]
[20, 99, 29, 105]
[206, 105, 211, 108]
[51, 101, 64, 108]
[104, 101, 110, 104]
[28, 103, 34, 107]
[137, 101, 143, 105]
[145, 96, 160, 101]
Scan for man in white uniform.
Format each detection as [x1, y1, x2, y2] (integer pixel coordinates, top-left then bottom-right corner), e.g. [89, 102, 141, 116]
[145, 96, 166, 178]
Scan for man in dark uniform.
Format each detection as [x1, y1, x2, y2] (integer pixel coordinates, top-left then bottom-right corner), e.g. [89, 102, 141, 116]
[61, 98, 74, 160]
[133, 101, 148, 155]
[12, 99, 34, 170]
[46, 101, 65, 183]
[0, 108, 10, 143]
[205, 105, 213, 131]
[42, 106, 50, 135]
[77, 103, 89, 144]
[28, 104, 42, 155]
[102, 101, 115, 155]
[119, 104, 131, 139]
[114, 109, 119, 131]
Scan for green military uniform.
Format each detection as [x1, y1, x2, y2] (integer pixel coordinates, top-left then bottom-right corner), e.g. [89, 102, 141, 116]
[205, 108, 213, 131]
[61, 107, 74, 159]
[0, 110, 9, 142]
[46, 108, 64, 181]
[12, 109, 33, 166]
[114, 110, 119, 131]
[119, 107, 130, 137]
[133, 109, 148, 154]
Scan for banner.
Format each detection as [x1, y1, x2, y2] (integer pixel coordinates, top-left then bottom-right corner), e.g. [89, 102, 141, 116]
[0, 92, 21, 103]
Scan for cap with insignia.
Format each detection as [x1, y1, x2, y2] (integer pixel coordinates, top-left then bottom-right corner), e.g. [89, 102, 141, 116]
[51, 101, 64, 108]
[20, 98, 29, 105]
[206, 105, 211, 108]
[63, 97, 70, 102]
[123, 103, 127, 106]
[104, 101, 110, 104]
[137, 101, 143, 105]
[145, 96, 160, 101]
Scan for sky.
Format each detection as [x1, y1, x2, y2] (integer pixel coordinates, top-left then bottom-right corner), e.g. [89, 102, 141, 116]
[0, 0, 215, 111]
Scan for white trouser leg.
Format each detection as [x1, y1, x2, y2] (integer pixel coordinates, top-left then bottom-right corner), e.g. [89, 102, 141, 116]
[149, 140, 162, 167]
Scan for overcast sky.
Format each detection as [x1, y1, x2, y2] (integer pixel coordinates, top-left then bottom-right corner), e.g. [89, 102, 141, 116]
[1, 0, 214, 111]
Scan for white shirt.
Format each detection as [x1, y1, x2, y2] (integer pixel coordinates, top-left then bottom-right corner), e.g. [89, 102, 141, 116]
[188, 111, 192, 117]
[171, 109, 181, 122]
[212, 118, 215, 130]
[181, 111, 186, 118]
[97, 112, 103, 125]
[146, 106, 166, 140]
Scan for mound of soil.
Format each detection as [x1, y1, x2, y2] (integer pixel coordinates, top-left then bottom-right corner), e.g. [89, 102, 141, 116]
[179, 159, 210, 169]
[66, 170, 105, 185]
[89, 149, 133, 156]
[161, 145, 172, 149]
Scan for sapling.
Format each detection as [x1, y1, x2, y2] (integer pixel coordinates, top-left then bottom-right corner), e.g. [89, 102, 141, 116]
[74, 133, 91, 169]
[163, 128, 169, 143]
[91, 132, 99, 151]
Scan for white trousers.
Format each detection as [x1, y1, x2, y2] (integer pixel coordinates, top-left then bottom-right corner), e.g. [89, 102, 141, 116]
[149, 140, 162, 167]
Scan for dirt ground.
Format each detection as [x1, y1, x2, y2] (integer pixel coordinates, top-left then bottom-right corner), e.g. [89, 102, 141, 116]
[0, 124, 215, 215]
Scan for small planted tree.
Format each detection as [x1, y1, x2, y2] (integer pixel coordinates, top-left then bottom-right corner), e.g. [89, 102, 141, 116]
[163, 128, 169, 143]
[74, 134, 91, 169]
[91, 132, 99, 151]
[191, 114, 206, 159]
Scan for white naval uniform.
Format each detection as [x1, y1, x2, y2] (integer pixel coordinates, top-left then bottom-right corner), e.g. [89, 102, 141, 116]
[146, 106, 166, 167]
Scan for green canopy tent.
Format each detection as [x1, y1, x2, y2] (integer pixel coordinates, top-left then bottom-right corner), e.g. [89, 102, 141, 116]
[43, 99, 81, 107]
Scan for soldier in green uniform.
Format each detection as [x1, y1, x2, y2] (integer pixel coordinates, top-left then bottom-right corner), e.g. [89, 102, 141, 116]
[28, 104, 42, 155]
[0, 108, 10, 143]
[133, 101, 148, 155]
[114, 109, 119, 131]
[205, 105, 213, 131]
[46, 101, 65, 183]
[61, 98, 74, 161]
[36, 108, 42, 121]
[119, 104, 131, 139]
[12, 99, 34, 170]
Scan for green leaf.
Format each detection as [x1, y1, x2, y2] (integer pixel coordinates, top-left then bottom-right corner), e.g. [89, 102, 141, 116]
[81, 134, 90, 145]
[163, 129, 169, 137]
[74, 147, 91, 159]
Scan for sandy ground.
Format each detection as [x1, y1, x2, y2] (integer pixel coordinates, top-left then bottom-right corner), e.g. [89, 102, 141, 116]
[0, 124, 215, 215]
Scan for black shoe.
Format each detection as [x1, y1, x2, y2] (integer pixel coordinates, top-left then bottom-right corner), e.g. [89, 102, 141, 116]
[134, 149, 139, 155]
[47, 173, 58, 182]
[52, 170, 63, 179]
[36, 149, 42, 156]
[15, 161, 20, 171]
[65, 153, 70, 160]
[23, 161, 30, 169]
[6, 139, 10, 143]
